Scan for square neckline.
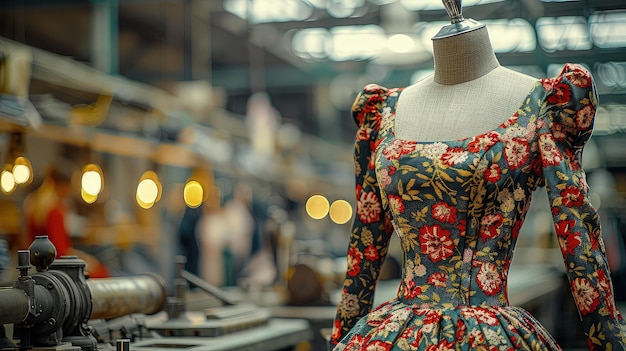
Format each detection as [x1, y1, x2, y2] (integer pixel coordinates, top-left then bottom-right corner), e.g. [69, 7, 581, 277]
[389, 80, 543, 145]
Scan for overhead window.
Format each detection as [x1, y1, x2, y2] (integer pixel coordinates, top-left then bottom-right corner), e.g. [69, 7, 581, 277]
[224, 0, 313, 23]
[400, 0, 503, 11]
[536, 16, 592, 52]
[292, 25, 387, 61]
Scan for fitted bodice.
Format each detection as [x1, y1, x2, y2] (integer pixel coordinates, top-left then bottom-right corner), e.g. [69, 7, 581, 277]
[373, 86, 544, 307]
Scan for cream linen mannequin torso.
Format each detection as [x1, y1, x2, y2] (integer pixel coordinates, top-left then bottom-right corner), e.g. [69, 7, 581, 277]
[394, 26, 537, 142]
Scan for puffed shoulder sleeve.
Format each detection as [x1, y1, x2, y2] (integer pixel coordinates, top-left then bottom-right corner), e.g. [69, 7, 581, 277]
[539, 63, 626, 350]
[331, 84, 394, 347]
[351, 83, 389, 128]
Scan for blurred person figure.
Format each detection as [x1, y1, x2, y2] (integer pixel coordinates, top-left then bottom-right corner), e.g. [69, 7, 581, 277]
[178, 203, 203, 276]
[23, 162, 109, 278]
[178, 167, 215, 276]
[198, 181, 270, 287]
[223, 181, 259, 275]
[197, 185, 232, 286]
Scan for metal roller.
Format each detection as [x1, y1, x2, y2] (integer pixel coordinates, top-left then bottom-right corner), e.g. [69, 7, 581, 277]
[0, 288, 29, 325]
[88, 273, 168, 320]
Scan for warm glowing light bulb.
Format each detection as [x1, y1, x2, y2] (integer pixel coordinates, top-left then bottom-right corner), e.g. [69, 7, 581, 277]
[12, 156, 32, 185]
[82, 170, 102, 196]
[306, 194, 329, 219]
[81, 188, 98, 204]
[184, 180, 204, 208]
[12, 164, 30, 184]
[137, 179, 158, 204]
[1, 168, 16, 194]
[329, 199, 353, 224]
[136, 171, 162, 209]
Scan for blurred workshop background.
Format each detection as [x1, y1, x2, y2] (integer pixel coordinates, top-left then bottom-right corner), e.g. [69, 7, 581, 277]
[0, 1, 625, 350]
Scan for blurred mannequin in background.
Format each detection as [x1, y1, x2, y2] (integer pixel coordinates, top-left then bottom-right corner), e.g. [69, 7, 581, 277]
[23, 162, 109, 278]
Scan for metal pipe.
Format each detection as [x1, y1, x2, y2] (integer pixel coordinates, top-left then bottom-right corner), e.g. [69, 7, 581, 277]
[0, 288, 29, 324]
[88, 274, 168, 320]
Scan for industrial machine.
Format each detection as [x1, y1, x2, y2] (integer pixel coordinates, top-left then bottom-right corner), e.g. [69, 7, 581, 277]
[0, 235, 167, 351]
[0, 236, 311, 351]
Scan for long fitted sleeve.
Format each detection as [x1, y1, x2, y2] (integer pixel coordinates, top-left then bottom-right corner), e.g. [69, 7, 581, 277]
[331, 85, 396, 346]
[539, 63, 626, 350]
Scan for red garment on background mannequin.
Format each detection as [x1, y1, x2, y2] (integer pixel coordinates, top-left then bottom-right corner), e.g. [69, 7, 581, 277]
[26, 200, 109, 278]
[27, 201, 72, 257]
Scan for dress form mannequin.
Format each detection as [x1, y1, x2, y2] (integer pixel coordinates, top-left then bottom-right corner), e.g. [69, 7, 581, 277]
[394, 1, 537, 142]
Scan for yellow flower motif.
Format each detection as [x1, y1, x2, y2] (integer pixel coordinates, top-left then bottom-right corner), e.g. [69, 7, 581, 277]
[361, 227, 373, 246]
[500, 197, 515, 213]
[513, 186, 526, 201]
[338, 293, 360, 318]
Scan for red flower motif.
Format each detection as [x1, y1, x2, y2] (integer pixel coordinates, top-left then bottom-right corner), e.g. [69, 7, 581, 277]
[388, 194, 406, 213]
[354, 111, 367, 127]
[331, 319, 342, 343]
[419, 224, 455, 262]
[423, 310, 442, 325]
[597, 269, 611, 293]
[590, 228, 601, 251]
[427, 272, 448, 288]
[572, 277, 600, 315]
[564, 148, 581, 171]
[357, 190, 381, 224]
[484, 164, 501, 183]
[476, 263, 503, 296]
[546, 82, 572, 105]
[441, 146, 469, 166]
[504, 138, 530, 170]
[360, 97, 383, 130]
[467, 131, 499, 153]
[472, 307, 500, 326]
[356, 127, 372, 141]
[347, 247, 363, 277]
[400, 326, 415, 341]
[550, 123, 568, 141]
[383, 139, 417, 160]
[403, 280, 422, 299]
[554, 220, 576, 238]
[561, 185, 584, 207]
[364, 245, 379, 261]
[576, 105, 595, 130]
[566, 65, 592, 88]
[597, 270, 618, 318]
[558, 231, 581, 256]
[455, 319, 467, 341]
[345, 334, 365, 349]
[551, 206, 559, 216]
[479, 214, 504, 242]
[432, 201, 457, 224]
[539, 133, 563, 167]
[457, 220, 467, 237]
[368, 139, 383, 170]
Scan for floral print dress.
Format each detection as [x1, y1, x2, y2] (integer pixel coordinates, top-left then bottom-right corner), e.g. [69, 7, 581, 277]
[331, 64, 626, 351]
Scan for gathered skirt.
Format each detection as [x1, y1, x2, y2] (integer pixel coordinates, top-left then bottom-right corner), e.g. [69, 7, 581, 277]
[334, 299, 561, 351]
